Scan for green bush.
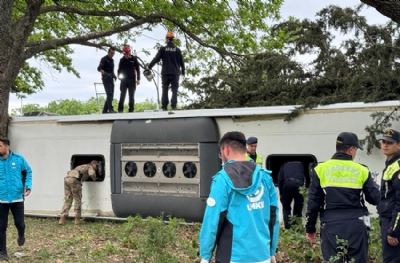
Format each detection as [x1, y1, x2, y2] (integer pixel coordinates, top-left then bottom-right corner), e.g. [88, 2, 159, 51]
[276, 217, 383, 263]
[117, 215, 198, 263]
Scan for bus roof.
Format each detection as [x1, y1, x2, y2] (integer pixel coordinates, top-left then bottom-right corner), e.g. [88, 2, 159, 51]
[10, 100, 399, 123]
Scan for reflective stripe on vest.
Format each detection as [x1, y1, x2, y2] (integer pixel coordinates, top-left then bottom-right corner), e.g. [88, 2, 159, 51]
[246, 153, 263, 167]
[314, 159, 368, 189]
[382, 159, 400, 181]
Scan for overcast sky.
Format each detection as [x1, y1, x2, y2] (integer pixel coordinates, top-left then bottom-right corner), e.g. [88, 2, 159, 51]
[8, 0, 389, 113]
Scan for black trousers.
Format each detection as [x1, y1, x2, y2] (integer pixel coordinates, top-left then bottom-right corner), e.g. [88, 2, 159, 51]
[321, 219, 368, 263]
[102, 78, 114, 113]
[0, 202, 25, 255]
[118, 79, 136, 112]
[161, 74, 179, 109]
[280, 179, 304, 229]
[380, 217, 400, 263]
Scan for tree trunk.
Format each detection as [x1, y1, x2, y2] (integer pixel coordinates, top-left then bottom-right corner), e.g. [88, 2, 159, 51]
[360, 0, 400, 24]
[0, 84, 10, 137]
[0, 0, 13, 137]
[0, 0, 44, 137]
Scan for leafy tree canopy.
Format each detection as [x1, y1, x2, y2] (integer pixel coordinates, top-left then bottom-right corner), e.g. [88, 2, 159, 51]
[184, 5, 400, 113]
[1, 0, 286, 136]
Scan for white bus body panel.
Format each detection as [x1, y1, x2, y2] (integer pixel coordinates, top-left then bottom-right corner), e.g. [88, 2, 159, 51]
[8, 101, 399, 218]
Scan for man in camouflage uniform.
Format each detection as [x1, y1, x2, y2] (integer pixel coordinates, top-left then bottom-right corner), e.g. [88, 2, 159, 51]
[58, 161, 98, 225]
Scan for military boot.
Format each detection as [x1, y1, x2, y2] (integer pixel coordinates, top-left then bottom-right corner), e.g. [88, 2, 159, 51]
[74, 216, 81, 225]
[58, 215, 66, 225]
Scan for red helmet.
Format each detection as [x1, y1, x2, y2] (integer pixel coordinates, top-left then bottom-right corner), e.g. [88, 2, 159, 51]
[122, 46, 131, 54]
[166, 31, 175, 38]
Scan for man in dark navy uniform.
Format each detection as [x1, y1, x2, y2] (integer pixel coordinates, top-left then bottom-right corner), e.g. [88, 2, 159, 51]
[148, 31, 185, 111]
[306, 132, 380, 262]
[97, 47, 117, 113]
[278, 161, 305, 229]
[377, 129, 400, 263]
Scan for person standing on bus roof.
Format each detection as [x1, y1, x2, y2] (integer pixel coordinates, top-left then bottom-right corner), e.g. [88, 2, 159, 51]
[58, 161, 98, 225]
[0, 137, 32, 261]
[147, 31, 185, 111]
[117, 45, 141, 113]
[97, 47, 117, 114]
[246, 136, 263, 167]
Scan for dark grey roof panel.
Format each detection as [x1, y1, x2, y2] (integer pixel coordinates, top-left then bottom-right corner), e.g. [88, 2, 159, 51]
[111, 117, 219, 143]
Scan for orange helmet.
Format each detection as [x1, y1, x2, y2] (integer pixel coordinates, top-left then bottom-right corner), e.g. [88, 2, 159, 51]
[166, 31, 175, 38]
[122, 46, 131, 54]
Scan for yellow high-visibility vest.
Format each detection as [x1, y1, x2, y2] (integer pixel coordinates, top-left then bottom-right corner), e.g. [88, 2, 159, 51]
[246, 153, 263, 168]
[314, 159, 368, 189]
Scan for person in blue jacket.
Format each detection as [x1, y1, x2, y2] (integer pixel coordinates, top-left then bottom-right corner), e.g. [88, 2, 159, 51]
[0, 137, 32, 261]
[199, 131, 279, 263]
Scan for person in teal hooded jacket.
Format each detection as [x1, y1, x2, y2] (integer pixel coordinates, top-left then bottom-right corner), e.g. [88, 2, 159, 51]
[0, 137, 32, 261]
[199, 131, 279, 263]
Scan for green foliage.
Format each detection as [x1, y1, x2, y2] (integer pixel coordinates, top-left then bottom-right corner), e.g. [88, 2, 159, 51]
[277, 217, 383, 263]
[117, 215, 198, 263]
[8, 0, 285, 95]
[360, 107, 400, 154]
[184, 5, 399, 111]
[10, 97, 159, 116]
[368, 217, 383, 262]
[37, 248, 52, 259]
[327, 237, 355, 263]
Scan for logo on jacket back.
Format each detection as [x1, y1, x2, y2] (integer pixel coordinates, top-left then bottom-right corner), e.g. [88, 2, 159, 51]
[165, 47, 176, 52]
[246, 185, 264, 211]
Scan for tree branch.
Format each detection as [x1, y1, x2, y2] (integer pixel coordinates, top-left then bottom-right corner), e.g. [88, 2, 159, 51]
[13, 0, 45, 49]
[79, 41, 112, 52]
[24, 16, 161, 59]
[156, 14, 245, 60]
[360, 0, 400, 24]
[39, 5, 142, 19]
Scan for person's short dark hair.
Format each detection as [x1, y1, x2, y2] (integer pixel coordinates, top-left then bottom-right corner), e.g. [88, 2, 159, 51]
[219, 131, 246, 153]
[336, 144, 352, 152]
[108, 47, 116, 53]
[336, 132, 363, 151]
[0, 137, 10, 146]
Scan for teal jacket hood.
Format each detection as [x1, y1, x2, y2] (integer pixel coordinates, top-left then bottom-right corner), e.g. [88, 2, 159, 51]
[222, 161, 269, 196]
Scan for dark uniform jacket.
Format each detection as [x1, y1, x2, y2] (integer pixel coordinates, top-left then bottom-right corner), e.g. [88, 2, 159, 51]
[306, 153, 380, 233]
[117, 55, 141, 80]
[97, 55, 116, 80]
[277, 161, 305, 193]
[148, 42, 185, 75]
[378, 151, 400, 237]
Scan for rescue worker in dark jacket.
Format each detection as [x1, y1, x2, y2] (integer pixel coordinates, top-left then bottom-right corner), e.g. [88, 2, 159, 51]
[148, 31, 185, 111]
[278, 161, 305, 229]
[377, 129, 400, 263]
[306, 132, 380, 262]
[117, 45, 140, 113]
[97, 47, 117, 113]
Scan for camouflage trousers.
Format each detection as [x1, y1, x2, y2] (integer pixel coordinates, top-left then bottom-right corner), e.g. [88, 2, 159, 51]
[60, 177, 82, 217]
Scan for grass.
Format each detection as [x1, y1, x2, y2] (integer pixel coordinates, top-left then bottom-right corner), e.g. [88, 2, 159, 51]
[3, 214, 383, 263]
[4, 215, 201, 263]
